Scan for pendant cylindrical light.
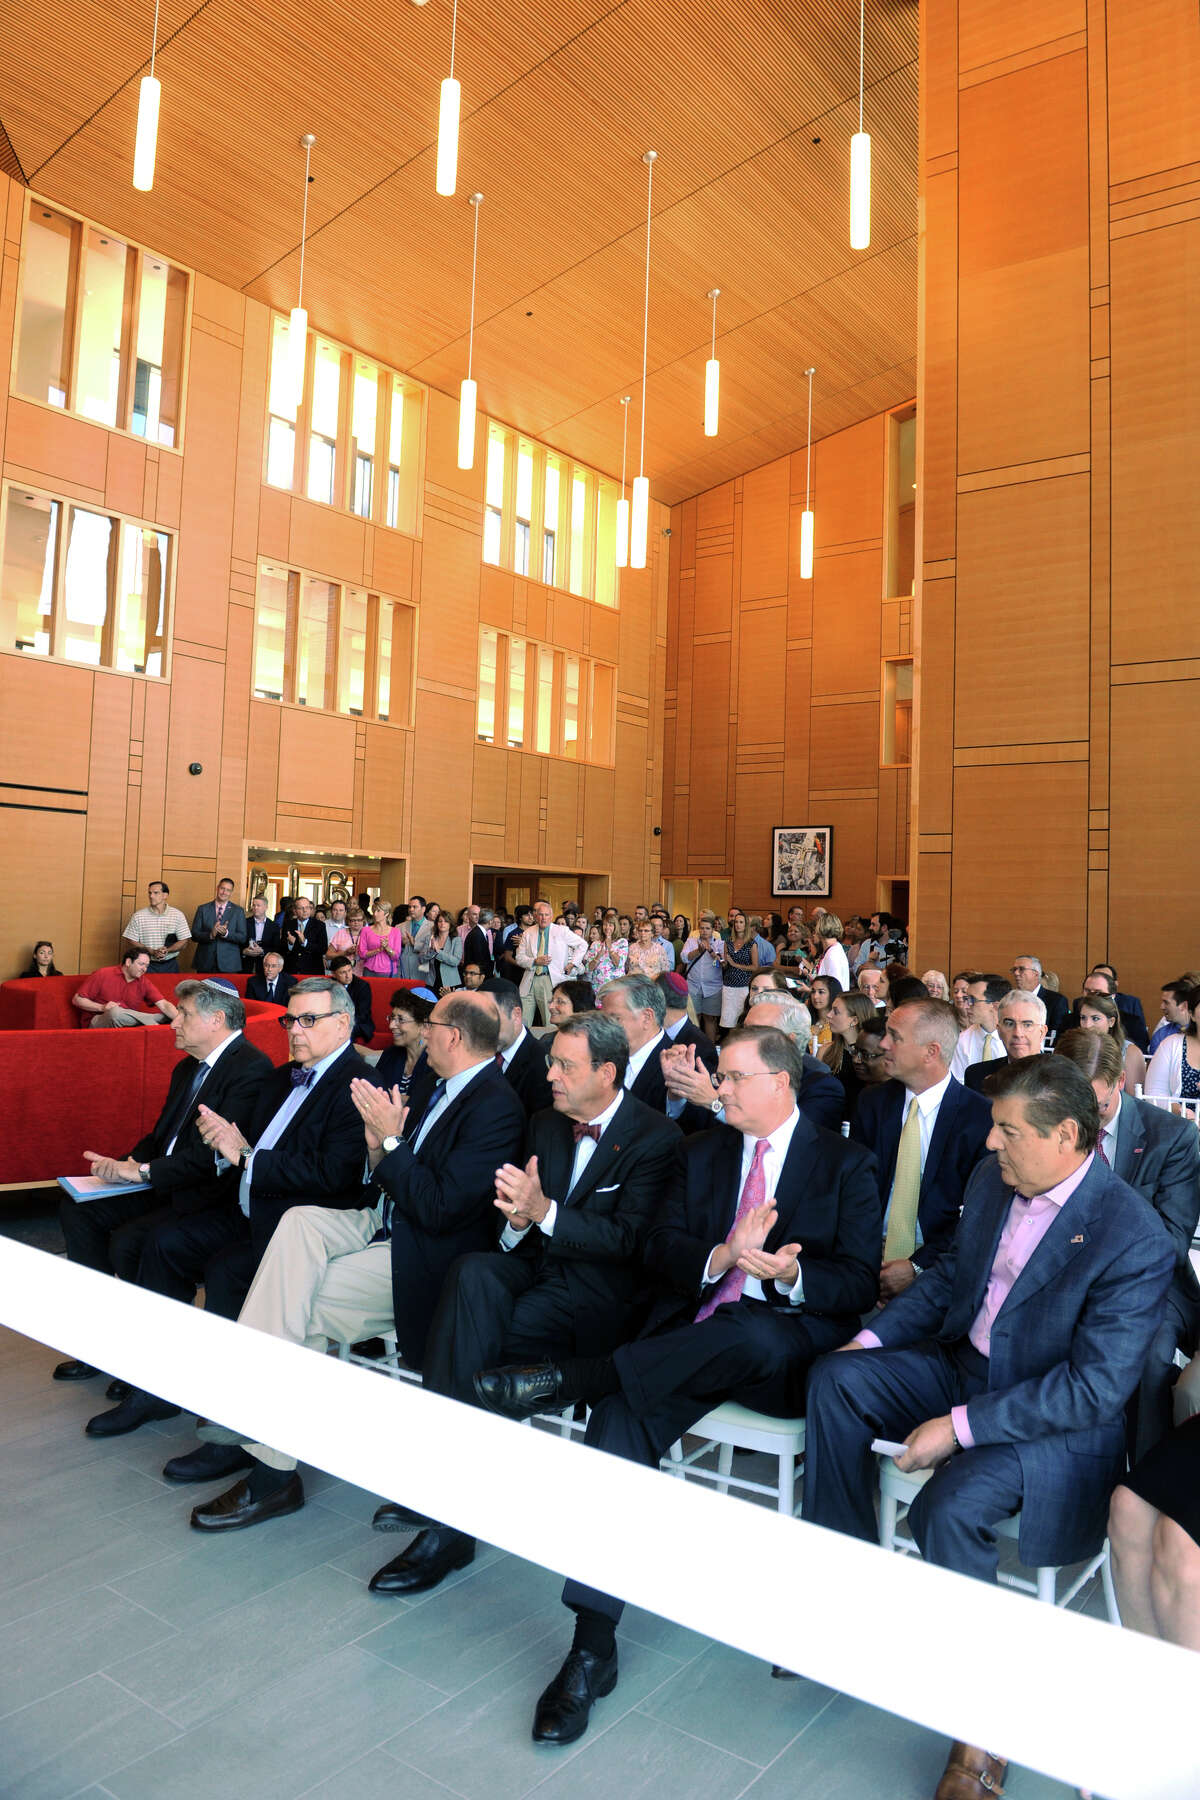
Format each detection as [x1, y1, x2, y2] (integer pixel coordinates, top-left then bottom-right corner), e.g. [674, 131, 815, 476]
[703, 287, 721, 438]
[457, 193, 483, 471]
[436, 0, 461, 196]
[850, 0, 871, 249]
[631, 150, 656, 571]
[800, 366, 816, 581]
[288, 134, 317, 409]
[615, 395, 631, 569]
[131, 0, 162, 192]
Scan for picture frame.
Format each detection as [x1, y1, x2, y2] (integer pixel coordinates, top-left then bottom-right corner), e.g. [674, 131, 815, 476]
[771, 826, 832, 899]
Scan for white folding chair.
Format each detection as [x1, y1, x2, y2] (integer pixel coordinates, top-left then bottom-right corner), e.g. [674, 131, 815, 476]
[335, 1332, 422, 1383]
[664, 1402, 806, 1515]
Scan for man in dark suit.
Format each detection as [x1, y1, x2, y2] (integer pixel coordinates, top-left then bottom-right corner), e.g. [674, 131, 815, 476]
[54, 978, 273, 1414]
[1055, 1028, 1200, 1458]
[962, 988, 1049, 1093]
[241, 893, 281, 971]
[480, 975, 554, 1115]
[329, 954, 375, 1044]
[191, 878, 248, 973]
[804, 1055, 1174, 1800]
[478, 1024, 880, 1743]
[462, 907, 497, 980]
[1008, 953, 1069, 1040]
[281, 894, 327, 975]
[659, 992, 845, 1135]
[369, 1011, 685, 1597]
[186, 989, 525, 1531]
[1091, 961, 1149, 1050]
[246, 949, 293, 1007]
[656, 971, 718, 1071]
[852, 996, 994, 1301]
[597, 973, 669, 1110]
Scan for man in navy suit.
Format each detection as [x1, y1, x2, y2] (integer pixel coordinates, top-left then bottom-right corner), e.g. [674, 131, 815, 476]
[245, 949, 293, 1007]
[191, 878, 248, 973]
[480, 975, 554, 1116]
[597, 973, 670, 1111]
[656, 971, 718, 1071]
[962, 987, 1048, 1094]
[661, 992, 844, 1135]
[478, 1025, 880, 1745]
[1008, 953, 1069, 1041]
[853, 996, 993, 1299]
[804, 1055, 1174, 1800]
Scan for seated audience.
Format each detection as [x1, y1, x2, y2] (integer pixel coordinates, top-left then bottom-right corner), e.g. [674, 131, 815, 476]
[597, 974, 670, 1110]
[122, 880, 191, 972]
[1109, 1415, 1200, 1651]
[187, 991, 527, 1529]
[479, 976, 554, 1116]
[950, 971, 974, 1030]
[369, 1012, 685, 1595]
[661, 991, 843, 1137]
[547, 978, 596, 1026]
[1076, 966, 1148, 1054]
[680, 917, 724, 1039]
[886, 973, 929, 1011]
[19, 940, 59, 977]
[822, 990, 878, 1118]
[192, 878, 248, 972]
[1146, 984, 1200, 1099]
[921, 969, 950, 1001]
[804, 1056, 1175, 1800]
[374, 987, 437, 1100]
[1076, 989, 1147, 1090]
[852, 996, 992, 1300]
[1056, 1027, 1200, 1459]
[1091, 961, 1149, 1050]
[1147, 977, 1196, 1056]
[962, 988, 1047, 1093]
[461, 960, 485, 989]
[857, 964, 888, 1009]
[808, 973, 841, 1056]
[328, 953, 375, 1046]
[948, 972, 1007, 1078]
[1009, 952, 1069, 1040]
[748, 967, 800, 1000]
[474, 1025, 879, 1743]
[71, 949, 179, 1028]
[849, 1012, 890, 1087]
[656, 971, 718, 1071]
[246, 949, 293, 1006]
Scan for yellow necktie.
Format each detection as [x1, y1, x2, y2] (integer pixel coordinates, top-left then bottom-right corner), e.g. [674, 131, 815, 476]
[982, 1032, 996, 1062]
[883, 1099, 922, 1261]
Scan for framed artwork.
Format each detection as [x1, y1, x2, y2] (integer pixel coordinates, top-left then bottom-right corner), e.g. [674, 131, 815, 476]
[772, 826, 832, 899]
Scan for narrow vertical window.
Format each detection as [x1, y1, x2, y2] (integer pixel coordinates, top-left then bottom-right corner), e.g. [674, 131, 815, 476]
[563, 654, 580, 758]
[478, 627, 498, 741]
[508, 637, 526, 746]
[307, 340, 340, 504]
[1, 490, 59, 656]
[514, 443, 533, 578]
[351, 361, 377, 518]
[535, 646, 554, 753]
[76, 229, 132, 430]
[16, 204, 77, 407]
[483, 429, 505, 565]
[266, 314, 298, 489]
[253, 565, 289, 699]
[296, 574, 335, 707]
[569, 472, 587, 596]
[62, 507, 113, 665]
[115, 523, 169, 675]
[338, 587, 369, 714]
[132, 257, 187, 446]
[543, 459, 560, 587]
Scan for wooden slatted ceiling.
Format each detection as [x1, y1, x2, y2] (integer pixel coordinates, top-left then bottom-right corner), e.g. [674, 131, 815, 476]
[0, 0, 917, 506]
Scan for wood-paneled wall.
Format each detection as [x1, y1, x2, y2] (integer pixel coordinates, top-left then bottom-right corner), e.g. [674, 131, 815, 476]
[912, 0, 1200, 1008]
[661, 411, 911, 920]
[0, 170, 668, 977]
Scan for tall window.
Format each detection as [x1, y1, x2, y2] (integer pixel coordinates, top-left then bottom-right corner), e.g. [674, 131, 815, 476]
[514, 444, 533, 578]
[543, 458, 560, 586]
[0, 484, 170, 675]
[251, 561, 415, 725]
[15, 198, 188, 447]
[265, 315, 423, 534]
[475, 628, 615, 766]
[881, 657, 913, 767]
[483, 427, 505, 566]
[482, 423, 618, 606]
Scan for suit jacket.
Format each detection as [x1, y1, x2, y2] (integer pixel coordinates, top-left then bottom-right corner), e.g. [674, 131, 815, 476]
[246, 969, 295, 1006]
[242, 916, 281, 970]
[282, 916, 327, 975]
[640, 1113, 881, 1339]
[515, 922, 587, 992]
[678, 1051, 845, 1137]
[1116, 990, 1149, 1050]
[852, 1077, 993, 1269]
[1114, 1092, 1200, 1336]
[243, 1042, 377, 1252]
[627, 1031, 669, 1112]
[129, 1035, 273, 1215]
[378, 1062, 527, 1368]
[870, 1154, 1175, 1566]
[191, 900, 249, 972]
[1036, 986, 1070, 1039]
[504, 1028, 554, 1117]
[375, 1045, 438, 1120]
[964, 1054, 1010, 1094]
[665, 1017, 719, 1072]
[513, 1094, 684, 1352]
[343, 974, 375, 1044]
[461, 924, 495, 980]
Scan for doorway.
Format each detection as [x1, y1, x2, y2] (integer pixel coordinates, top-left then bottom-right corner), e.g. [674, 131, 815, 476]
[471, 866, 610, 920]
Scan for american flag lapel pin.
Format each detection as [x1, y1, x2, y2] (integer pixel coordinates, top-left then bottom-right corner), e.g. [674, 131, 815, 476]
[1070, 1234, 1084, 1244]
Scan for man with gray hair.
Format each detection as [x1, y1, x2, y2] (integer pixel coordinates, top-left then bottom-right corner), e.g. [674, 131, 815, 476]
[1009, 951, 1069, 1040]
[962, 988, 1047, 1093]
[597, 973, 669, 1110]
[659, 989, 845, 1133]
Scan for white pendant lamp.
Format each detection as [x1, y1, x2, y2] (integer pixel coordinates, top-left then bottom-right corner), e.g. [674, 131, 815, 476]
[800, 367, 816, 580]
[704, 287, 720, 438]
[288, 133, 316, 410]
[850, 0, 871, 250]
[436, 0, 461, 196]
[457, 192, 483, 471]
[630, 149, 656, 571]
[615, 395, 631, 569]
[132, 0, 162, 191]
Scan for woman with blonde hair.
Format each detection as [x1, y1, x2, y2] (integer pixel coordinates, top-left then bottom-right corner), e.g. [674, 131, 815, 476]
[719, 906, 759, 1030]
[358, 899, 403, 978]
[922, 969, 951, 1002]
[813, 910, 850, 991]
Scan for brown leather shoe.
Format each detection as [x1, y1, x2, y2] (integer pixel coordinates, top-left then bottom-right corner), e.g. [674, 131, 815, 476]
[934, 1742, 1007, 1798]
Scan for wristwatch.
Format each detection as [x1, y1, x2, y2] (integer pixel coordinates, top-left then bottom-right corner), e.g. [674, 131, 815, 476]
[382, 1135, 400, 1154]
[709, 1098, 723, 1114]
[138, 1163, 151, 1181]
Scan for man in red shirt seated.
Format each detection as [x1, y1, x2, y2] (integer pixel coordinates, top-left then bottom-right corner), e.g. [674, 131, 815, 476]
[71, 950, 179, 1028]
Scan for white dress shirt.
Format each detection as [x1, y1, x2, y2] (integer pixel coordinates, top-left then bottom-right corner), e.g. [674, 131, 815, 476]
[500, 1028, 529, 1073]
[950, 1024, 1004, 1082]
[500, 1089, 625, 1250]
[165, 1029, 242, 1155]
[700, 1106, 807, 1305]
[411, 1057, 491, 1154]
[624, 1030, 666, 1090]
[880, 1071, 953, 1247]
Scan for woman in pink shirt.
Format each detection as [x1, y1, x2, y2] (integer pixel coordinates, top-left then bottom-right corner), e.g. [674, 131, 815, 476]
[358, 900, 404, 977]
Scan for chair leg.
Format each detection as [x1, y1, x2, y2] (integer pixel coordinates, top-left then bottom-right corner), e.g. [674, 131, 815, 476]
[879, 1491, 898, 1551]
[716, 1442, 734, 1496]
[1100, 1541, 1121, 1625]
[666, 1438, 685, 1475]
[335, 1341, 350, 1361]
[1036, 1565, 1057, 1604]
[778, 1452, 793, 1516]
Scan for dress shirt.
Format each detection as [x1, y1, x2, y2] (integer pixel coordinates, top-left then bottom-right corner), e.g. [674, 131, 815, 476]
[236, 1042, 349, 1215]
[816, 942, 851, 991]
[123, 904, 190, 956]
[682, 936, 724, 999]
[880, 1072, 953, 1250]
[410, 1057, 491, 1154]
[950, 1024, 1004, 1082]
[164, 1030, 242, 1155]
[624, 1030, 666, 1091]
[500, 1028, 530, 1073]
[500, 1089, 624, 1249]
[699, 1106, 807, 1306]
[755, 934, 776, 968]
[1147, 1020, 1181, 1056]
[664, 1016, 687, 1041]
[247, 914, 271, 944]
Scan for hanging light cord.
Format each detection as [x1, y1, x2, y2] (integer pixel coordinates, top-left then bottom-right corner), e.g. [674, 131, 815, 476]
[710, 290, 717, 361]
[638, 153, 655, 478]
[449, 0, 458, 80]
[805, 368, 814, 509]
[619, 398, 629, 493]
[858, 0, 865, 133]
[297, 137, 313, 312]
[149, 0, 161, 77]
[466, 197, 481, 381]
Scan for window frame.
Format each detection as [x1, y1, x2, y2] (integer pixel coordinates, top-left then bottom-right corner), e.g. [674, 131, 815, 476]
[252, 557, 417, 729]
[483, 422, 620, 607]
[475, 625, 616, 767]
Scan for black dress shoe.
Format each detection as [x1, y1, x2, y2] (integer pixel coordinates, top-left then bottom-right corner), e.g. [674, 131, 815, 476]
[532, 1647, 619, 1744]
[163, 1443, 256, 1484]
[85, 1391, 182, 1437]
[372, 1500, 433, 1532]
[53, 1359, 100, 1382]
[106, 1379, 132, 1401]
[190, 1473, 304, 1531]
[369, 1526, 475, 1594]
[473, 1361, 565, 1421]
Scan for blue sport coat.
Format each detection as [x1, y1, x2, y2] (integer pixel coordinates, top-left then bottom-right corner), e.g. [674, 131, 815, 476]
[852, 1076, 993, 1269]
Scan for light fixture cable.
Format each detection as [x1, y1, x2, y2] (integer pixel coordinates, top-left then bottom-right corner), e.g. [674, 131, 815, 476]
[631, 150, 656, 569]
[457, 192, 483, 469]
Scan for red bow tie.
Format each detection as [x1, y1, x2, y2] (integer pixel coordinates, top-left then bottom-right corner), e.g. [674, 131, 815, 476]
[572, 1121, 602, 1144]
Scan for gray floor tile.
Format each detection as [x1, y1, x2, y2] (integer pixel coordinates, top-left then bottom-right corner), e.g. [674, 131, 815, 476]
[531, 1709, 758, 1800]
[637, 1641, 836, 1766]
[0, 1459, 166, 1556]
[382, 1633, 682, 1800]
[617, 1604, 713, 1663]
[0, 1586, 177, 1719]
[0, 1672, 180, 1800]
[110, 1562, 389, 1728]
[0, 1507, 182, 1630]
[298, 1747, 464, 1800]
[103, 1644, 445, 1800]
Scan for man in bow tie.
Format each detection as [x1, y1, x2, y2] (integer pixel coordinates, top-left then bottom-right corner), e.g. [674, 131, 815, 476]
[366, 1010, 684, 1599]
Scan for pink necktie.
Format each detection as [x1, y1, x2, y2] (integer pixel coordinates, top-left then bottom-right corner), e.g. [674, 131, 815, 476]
[696, 1138, 769, 1321]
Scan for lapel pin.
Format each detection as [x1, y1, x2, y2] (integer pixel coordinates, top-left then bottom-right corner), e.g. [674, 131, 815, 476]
[1133, 1146, 1144, 1155]
[1070, 1234, 1084, 1245]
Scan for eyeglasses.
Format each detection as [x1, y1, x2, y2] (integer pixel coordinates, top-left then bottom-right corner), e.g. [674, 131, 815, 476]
[279, 1011, 336, 1030]
[851, 1047, 888, 1063]
[715, 1069, 774, 1086]
[387, 1010, 415, 1024]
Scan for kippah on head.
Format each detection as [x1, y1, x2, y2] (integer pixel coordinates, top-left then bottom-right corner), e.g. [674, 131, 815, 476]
[409, 986, 438, 1003]
[664, 971, 688, 999]
[203, 977, 239, 994]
